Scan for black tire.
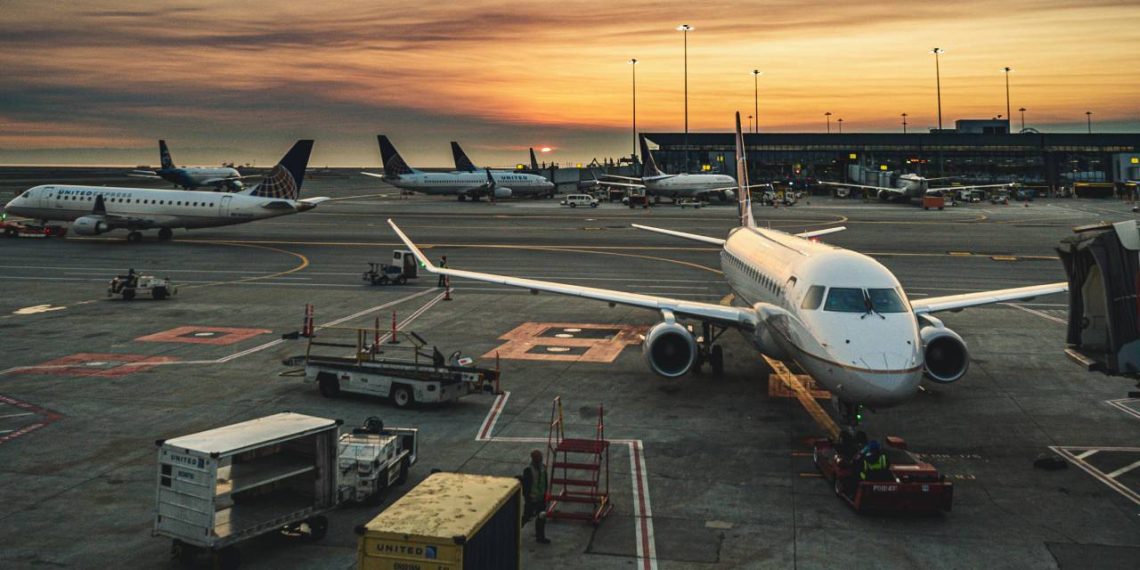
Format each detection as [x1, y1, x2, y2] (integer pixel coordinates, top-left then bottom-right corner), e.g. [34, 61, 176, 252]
[127, 232, 143, 243]
[122, 289, 135, 301]
[4, 227, 17, 238]
[306, 516, 329, 541]
[570, 203, 576, 208]
[158, 228, 173, 240]
[396, 275, 407, 285]
[391, 384, 413, 408]
[215, 546, 241, 570]
[458, 195, 467, 202]
[378, 276, 390, 286]
[317, 373, 340, 398]
[152, 288, 167, 300]
[395, 458, 409, 486]
[710, 344, 725, 375]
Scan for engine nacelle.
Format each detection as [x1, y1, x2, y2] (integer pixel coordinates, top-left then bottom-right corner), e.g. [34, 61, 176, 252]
[920, 325, 969, 383]
[642, 321, 698, 378]
[493, 187, 513, 199]
[71, 216, 109, 236]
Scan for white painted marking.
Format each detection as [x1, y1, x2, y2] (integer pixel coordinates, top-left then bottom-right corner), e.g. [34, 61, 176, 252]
[0, 412, 34, 420]
[1076, 449, 1099, 460]
[13, 304, 67, 315]
[554, 333, 574, 338]
[563, 328, 582, 333]
[1050, 446, 1140, 506]
[1106, 459, 1140, 479]
[546, 347, 571, 353]
[1107, 399, 1140, 421]
[1003, 303, 1068, 324]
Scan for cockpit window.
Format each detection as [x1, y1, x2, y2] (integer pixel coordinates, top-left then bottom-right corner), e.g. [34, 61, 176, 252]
[800, 285, 826, 310]
[823, 287, 865, 312]
[867, 288, 908, 313]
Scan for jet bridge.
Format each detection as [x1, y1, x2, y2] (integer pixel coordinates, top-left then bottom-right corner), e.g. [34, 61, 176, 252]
[1056, 220, 1140, 377]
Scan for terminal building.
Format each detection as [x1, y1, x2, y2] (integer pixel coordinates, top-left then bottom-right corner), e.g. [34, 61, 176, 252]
[644, 120, 1140, 194]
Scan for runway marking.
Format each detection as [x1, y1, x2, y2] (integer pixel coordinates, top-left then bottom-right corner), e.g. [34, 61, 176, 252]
[1003, 303, 1068, 325]
[182, 241, 309, 289]
[6, 352, 178, 378]
[763, 355, 839, 440]
[12, 304, 67, 315]
[1050, 446, 1140, 506]
[135, 326, 272, 346]
[1106, 459, 1140, 479]
[475, 392, 657, 570]
[1107, 399, 1140, 421]
[0, 395, 63, 446]
[484, 322, 647, 363]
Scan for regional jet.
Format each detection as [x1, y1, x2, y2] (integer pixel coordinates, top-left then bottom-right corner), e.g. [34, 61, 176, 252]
[4, 140, 326, 242]
[388, 114, 1067, 426]
[600, 136, 737, 203]
[362, 136, 555, 200]
[820, 173, 1014, 202]
[128, 140, 253, 191]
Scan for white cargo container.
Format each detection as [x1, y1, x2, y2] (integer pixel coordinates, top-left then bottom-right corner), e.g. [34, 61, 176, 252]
[154, 413, 340, 568]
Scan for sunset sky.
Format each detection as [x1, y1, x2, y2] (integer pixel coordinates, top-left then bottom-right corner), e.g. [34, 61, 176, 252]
[2, 1, 1139, 167]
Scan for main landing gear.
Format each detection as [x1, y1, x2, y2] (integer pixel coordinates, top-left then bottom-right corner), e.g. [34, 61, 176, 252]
[126, 231, 143, 243]
[158, 228, 173, 240]
[692, 321, 726, 375]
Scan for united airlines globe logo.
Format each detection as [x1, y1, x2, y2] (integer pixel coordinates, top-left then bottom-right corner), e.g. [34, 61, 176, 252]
[254, 164, 299, 200]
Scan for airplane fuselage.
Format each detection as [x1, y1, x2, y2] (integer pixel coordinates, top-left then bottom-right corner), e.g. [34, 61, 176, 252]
[720, 227, 923, 406]
[157, 167, 242, 189]
[4, 184, 304, 231]
[387, 172, 554, 197]
[644, 174, 735, 198]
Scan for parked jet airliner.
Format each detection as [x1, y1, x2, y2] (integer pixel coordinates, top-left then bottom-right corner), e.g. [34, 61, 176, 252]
[601, 136, 736, 203]
[388, 114, 1067, 426]
[821, 173, 1014, 201]
[4, 141, 325, 242]
[362, 136, 555, 200]
[128, 140, 252, 191]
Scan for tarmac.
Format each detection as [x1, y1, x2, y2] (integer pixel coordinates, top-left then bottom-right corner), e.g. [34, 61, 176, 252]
[0, 169, 1138, 569]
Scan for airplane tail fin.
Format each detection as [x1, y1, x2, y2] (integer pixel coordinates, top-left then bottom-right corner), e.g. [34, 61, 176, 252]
[451, 141, 478, 172]
[159, 140, 175, 170]
[640, 135, 664, 178]
[734, 113, 755, 228]
[529, 148, 539, 170]
[378, 135, 416, 177]
[243, 140, 313, 200]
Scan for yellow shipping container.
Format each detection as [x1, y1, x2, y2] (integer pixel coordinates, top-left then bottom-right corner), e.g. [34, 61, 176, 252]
[357, 473, 522, 570]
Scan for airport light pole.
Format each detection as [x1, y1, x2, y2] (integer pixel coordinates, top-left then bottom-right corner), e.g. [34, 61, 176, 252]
[1018, 107, 1026, 131]
[677, 25, 693, 135]
[1086, 111, 1092, 134]
[629, 58, 638, 162]
[931, 48, 944, 130]
[752, 69, 762, 133]
[837, 117, 843, 134]
[1001, 67, 1013, 129]
[902, 113, 908, 134]
[748, 115, 753, 132]
[825, 111, 832, 134]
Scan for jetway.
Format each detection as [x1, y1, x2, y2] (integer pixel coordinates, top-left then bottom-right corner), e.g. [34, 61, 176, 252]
[1056, 220, 1140, 377]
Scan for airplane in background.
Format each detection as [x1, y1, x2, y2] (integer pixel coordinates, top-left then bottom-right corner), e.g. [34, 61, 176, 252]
[600, 135, 736, 203]
[452, 142, 544, 174]
[128, 140, 254, 191]
[388, 113, 1067, 428]
[363, 136, 555, 200]
[4, 141, 327, 242]
[820, 173, 1015, 201]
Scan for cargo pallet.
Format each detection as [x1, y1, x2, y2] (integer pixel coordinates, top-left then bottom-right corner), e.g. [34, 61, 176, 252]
[545, 396, 612, 526]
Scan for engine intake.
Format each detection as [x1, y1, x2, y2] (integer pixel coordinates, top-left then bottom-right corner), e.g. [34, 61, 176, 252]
[493, 187, 513, 199]
[920, 325, 969, 384]
[642, 321, 698, 378]
[71, 216, 109, 236]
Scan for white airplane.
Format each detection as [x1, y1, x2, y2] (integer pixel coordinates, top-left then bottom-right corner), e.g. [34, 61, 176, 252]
[821, 173, 1014, 201]
[387, 114, 1067, 427]
[600, 135, 736, 203]
[362, 136, 555, 200]
[128, 140, 252, 191]
[4, 140, 327, 242]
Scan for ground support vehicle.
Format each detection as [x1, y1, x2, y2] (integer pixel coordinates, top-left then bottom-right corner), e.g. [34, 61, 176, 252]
[107, 271, 176, 300]
[362, 250, 418, 286]
[303, 327, 500, 408]
[676, 198, 703, 209]
[154, 413, 340, 569]
[812, 436, 953, 514]
[922, 195, 946, 210]
[1, 220, 68, 238]
[356, 472, 522, 570]
[561, 194, 599, 208]
[338, 417, 419, 505]
[991, 191, 1010, 205]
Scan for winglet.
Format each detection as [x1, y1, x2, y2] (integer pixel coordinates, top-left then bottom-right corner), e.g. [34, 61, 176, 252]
[388, 219, 438, 273]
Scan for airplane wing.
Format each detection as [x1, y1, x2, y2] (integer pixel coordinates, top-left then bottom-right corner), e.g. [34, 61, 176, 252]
[127, 171, 162, 179]
[597, 180, 646, 189]
[600, 174, 644, 182]
[927, 183, 1014, 195]
[360, 172, 386, 179]
[910, 282, 1068, 314]
[819, 181, 904, 195]
[796, 226, 847, 239]
[631, 223, 726, 245]
[388, 220, 758, 329]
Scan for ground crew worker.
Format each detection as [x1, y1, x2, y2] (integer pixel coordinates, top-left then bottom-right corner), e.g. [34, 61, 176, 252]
[437, 255, 447, 287]
[859, 440, 890, 481]
[521, 449, 551, 544]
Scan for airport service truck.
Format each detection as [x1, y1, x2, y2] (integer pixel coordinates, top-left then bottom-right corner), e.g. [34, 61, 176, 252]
[154, 413, 418, 569]
[356, 473, 522, 570]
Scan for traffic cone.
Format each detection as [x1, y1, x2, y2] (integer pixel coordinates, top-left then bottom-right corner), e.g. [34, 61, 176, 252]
[444, 276, 452, 301]
[388, 311, 400, 344]
[302, 304, 314, 337]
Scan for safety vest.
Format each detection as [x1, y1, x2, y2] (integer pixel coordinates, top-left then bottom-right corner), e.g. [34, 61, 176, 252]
[526, 464, 547, 500]
[860, 454, 888, 480]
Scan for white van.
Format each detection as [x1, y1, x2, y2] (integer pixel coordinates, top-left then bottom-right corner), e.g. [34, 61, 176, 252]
[560, 194, 598, 208]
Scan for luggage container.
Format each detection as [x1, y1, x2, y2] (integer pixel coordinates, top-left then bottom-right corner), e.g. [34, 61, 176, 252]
[356, 473, 522, 570]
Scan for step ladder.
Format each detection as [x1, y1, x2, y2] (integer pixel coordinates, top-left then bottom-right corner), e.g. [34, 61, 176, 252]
[545, 396, 612, 526]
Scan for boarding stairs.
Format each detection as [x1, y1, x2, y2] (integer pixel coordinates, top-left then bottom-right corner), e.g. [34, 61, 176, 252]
[545, 396, 612, 525]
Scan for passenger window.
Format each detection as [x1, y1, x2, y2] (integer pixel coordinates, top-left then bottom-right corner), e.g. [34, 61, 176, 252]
[824, 288, 866, 313]
[801, 285, 826, 310]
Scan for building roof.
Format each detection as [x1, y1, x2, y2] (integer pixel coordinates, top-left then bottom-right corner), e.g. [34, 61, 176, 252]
[643, 132, 1140, 151]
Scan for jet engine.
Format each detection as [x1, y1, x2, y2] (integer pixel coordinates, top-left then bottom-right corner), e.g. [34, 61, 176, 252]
[641, 321, 698, 378]
[493, 187, 513, 199]
[920, 325, 969, 384]
[71, 216, 109, 236]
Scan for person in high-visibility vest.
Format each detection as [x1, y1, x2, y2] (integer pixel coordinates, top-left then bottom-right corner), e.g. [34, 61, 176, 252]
[521, 449, 551, 544]
[437, 256, 447, 287]
[859, 440, 890, 481]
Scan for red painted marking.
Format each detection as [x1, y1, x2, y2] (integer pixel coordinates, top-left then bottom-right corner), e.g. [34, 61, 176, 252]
[135, 326, 272, 346]
[632, 440, 651, 570]
[0, 394, 63, 446]
[479, 394, 507, 440]
[13, 353, 178, 378]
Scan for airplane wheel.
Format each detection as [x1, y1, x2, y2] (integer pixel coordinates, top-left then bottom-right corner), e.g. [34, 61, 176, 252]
[127, 231, 143, 242]
[158, 228, 173, 240]
[122, 289, 135, 301]
[458, 195, 467, 202]
[710, 345, 724, 375]
[392, 385, 413, 408]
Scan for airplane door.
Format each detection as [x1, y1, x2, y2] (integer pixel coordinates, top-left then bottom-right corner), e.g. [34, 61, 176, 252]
[220, 195, 233, 218]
